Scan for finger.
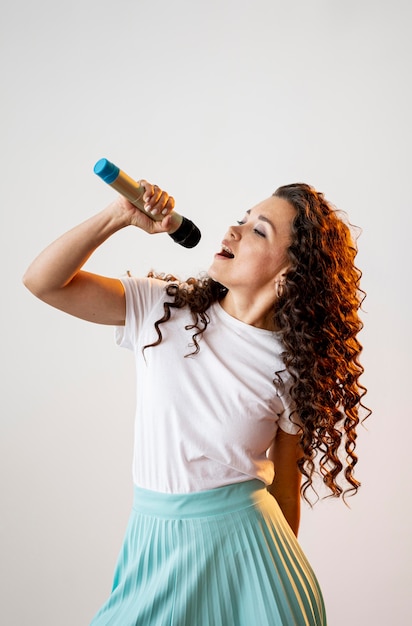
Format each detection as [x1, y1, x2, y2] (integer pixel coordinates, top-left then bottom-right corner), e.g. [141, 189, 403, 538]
[143, 185, 162, 212]
[152, 212, 174, 233]
[139, 179, 149, 201]
[147, 189, 173, 217]
[160, 195, 175, 216]
[139, 180, 159, 204]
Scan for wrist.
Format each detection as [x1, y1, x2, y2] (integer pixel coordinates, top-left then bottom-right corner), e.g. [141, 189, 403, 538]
[100, 203, 132, 232]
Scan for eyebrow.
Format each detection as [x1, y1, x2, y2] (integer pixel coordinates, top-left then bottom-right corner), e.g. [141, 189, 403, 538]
[246, 209, 276, 230]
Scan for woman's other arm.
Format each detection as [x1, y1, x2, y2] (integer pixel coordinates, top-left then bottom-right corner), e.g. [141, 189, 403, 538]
[22, 183, 176, 325]
[267, 429, 303, 537]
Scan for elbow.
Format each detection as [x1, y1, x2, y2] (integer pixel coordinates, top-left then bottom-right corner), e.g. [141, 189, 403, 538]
[22, 267, 48, 300]
[22, 268, 36, 295]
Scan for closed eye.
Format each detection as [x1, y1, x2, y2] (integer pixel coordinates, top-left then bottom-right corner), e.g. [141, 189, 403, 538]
[236, 220, 266, 238]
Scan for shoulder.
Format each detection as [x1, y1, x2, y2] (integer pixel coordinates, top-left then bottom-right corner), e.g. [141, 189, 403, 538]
[121, 275, 172, 303]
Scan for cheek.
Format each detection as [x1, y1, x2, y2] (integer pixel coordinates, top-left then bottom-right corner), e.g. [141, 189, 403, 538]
[257, 251, 288, 278]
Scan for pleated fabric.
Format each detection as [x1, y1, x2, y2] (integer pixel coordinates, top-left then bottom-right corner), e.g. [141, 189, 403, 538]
[90, 480, 326, 626]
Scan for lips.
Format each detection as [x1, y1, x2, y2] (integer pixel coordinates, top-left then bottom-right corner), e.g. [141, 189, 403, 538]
[217, 243, 234, 258]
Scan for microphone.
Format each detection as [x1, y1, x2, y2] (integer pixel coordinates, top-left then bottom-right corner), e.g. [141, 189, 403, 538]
[93, 158, 201, 248]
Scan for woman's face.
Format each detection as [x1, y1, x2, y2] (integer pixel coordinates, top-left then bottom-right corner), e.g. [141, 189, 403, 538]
[208, 195, 296, 301]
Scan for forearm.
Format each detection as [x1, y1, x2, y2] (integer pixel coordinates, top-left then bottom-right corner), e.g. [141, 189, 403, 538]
[267, 484, 301, 537]
[267, 430, 303, 537]
[23, 206, 126, 298]
[23, 184, 176, 324]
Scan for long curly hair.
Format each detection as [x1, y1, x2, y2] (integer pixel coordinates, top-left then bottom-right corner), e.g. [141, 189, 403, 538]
[145, 183, 370, 503]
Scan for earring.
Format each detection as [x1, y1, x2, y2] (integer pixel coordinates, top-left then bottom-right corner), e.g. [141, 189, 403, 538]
[275, 280, 285, 299]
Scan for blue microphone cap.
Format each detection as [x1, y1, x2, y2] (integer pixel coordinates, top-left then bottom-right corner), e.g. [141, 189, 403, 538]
[94, 158, 120, 184]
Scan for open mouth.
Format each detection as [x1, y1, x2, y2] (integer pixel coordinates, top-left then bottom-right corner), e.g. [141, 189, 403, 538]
[218, 244, 234, 258]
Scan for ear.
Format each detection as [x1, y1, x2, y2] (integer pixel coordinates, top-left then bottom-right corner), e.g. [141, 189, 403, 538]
[273, 267, 289, 285]
[274, 269, 289, 299]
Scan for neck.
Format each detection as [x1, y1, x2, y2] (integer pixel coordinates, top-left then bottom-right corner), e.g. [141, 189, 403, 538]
[220, 292, 277, 330]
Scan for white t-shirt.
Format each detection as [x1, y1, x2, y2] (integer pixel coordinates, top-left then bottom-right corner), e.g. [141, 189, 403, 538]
[116, 277, 300, 494]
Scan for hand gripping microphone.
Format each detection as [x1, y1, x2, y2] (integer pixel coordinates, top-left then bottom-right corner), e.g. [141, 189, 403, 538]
[94, 158, 201, 248]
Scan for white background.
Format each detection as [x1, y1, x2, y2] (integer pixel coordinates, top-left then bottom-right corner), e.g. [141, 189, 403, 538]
[1, 1, 411, 624]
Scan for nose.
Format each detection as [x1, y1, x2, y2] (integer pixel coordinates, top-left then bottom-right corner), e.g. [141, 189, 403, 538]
[227, 223, 241, 240]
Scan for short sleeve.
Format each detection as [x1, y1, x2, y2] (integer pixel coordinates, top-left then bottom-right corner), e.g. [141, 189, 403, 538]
[276, 374, 302, 435]
[277, 408, 301, 435]
[115, 276, 168, 350]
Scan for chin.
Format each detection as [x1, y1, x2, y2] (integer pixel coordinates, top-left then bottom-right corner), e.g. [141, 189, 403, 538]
[207, 262, 217, 279]
[207, 266, 223, 284]
[207, 267, 228, 292]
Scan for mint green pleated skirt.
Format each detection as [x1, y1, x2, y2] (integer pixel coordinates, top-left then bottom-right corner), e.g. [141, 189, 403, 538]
[90, 480, 326, 626]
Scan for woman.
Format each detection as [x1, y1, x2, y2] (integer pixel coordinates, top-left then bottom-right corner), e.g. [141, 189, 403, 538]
[23, 179, 368, 625]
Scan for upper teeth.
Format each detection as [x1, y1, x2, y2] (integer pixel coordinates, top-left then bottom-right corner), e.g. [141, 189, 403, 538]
[222, 244, 233, 255]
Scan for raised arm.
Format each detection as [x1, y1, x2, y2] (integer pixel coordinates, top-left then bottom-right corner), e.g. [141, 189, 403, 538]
[267, 429, 303, 537]
[22, 182, 178, 325]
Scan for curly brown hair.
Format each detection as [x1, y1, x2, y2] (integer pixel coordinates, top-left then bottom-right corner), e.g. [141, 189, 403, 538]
[145, 183, 370, 503]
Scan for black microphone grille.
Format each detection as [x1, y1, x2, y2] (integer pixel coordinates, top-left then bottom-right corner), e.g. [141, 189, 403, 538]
[168, 217, 201, 248]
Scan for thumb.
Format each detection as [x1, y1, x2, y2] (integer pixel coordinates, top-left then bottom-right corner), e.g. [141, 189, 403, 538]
[160, 212, 183, 234]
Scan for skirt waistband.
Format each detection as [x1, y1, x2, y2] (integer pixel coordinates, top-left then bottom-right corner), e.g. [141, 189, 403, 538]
[132, 479, 269, 518]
